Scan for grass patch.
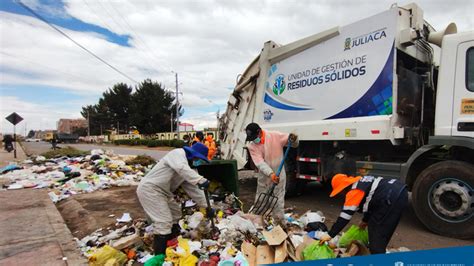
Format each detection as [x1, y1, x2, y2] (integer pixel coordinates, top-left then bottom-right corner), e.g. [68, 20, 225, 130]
[125, 155, 156, 166]
[41, 146, 89, 159]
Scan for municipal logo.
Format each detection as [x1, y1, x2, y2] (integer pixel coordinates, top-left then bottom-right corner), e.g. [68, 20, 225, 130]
[263, 109, 274, 121]
[272, 74, 286, 96]
[344, 37, 351, 50]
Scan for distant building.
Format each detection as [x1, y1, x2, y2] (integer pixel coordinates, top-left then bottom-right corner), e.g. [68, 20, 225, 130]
[57, 119, 87, 134]
[178, 123, 194, 132]
[34, 130, 56, 141]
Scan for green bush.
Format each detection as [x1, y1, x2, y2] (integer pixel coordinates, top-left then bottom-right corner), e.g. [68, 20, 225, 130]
[147, 140, 158, 147]
[113, 138, 184, 148]
[171, 139, 185, 148]
[125, 155, 156, 166]
[41, 146, 89, 159]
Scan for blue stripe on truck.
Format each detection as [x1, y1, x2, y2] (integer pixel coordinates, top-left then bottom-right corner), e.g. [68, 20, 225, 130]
[264, 93, 312, 111]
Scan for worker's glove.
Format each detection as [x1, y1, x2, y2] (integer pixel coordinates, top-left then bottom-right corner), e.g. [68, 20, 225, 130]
[197, 178, 210, 190]
[358, 221, 368, 230]
[270, 173, 279, 184]
[319, 233, 332, 245]
[288, 133, 298, 143]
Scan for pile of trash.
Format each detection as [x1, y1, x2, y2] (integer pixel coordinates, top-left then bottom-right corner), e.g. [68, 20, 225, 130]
[0, 149, 152, 203]
[76, 183, 410, 265]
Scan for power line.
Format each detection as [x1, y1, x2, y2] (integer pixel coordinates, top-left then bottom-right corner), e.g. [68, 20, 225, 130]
[0, 51, 85, 81]
[96, 0, 129, 34]
[104, 0, 166, 75]
[16, 0, 139, 84]
[82, 0, 161, 77]
[106, 0, 165, 69]
[82, 0, 114, 32]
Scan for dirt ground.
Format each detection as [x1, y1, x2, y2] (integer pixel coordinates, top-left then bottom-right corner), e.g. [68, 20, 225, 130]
[56, 175, 473, 250]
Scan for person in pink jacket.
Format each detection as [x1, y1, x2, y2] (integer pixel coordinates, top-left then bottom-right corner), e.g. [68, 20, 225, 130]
[245, 122, 298, 220]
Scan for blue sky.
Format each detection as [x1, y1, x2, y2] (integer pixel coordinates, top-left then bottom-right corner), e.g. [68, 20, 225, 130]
[1, 0, 472, 133]
[0, 0, 130, 46]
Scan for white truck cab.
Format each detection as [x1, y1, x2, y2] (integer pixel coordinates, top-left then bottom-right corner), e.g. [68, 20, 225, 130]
[435, 32, 474, 137]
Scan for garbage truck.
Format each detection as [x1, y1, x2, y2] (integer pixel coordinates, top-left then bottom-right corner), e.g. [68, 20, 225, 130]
[218, 3, 474, 239]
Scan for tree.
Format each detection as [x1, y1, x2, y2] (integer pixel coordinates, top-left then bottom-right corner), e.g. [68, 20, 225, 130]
[130, 79, 179, 134]
[81, 79, 178, 135]
[102, 83, 132, 134]
[27, 130, 35, 138]
[72, 127, 88, 137]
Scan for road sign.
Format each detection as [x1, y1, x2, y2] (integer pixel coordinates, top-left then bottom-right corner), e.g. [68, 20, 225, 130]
[5, 112, 23, 125]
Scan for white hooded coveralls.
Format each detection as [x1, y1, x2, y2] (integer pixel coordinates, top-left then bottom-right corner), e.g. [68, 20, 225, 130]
[247, 130, 298, 219]
[137, 148, 207, 235]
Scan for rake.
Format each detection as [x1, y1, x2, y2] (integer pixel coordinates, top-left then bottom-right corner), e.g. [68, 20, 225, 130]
[249, 139, 292, 217]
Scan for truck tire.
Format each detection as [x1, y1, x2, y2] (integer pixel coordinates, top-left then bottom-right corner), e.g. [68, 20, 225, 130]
[412, 160, 474, 239]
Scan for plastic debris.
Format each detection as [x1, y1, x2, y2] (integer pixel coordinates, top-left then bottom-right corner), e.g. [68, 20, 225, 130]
[300, 211, 325, 226]
[88, 245, 128, 266]
[0, 150, 150, 202]
[338, 225, 369, 248]
[302, 242, 336, 260]
[117, 213, 133, 223]
[144, 254, 165, 266]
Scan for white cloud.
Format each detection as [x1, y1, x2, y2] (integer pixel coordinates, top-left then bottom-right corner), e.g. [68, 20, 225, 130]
[181, 112, 220, 130]
[0, 96, 80, 133]
[1, 0, 473, 130]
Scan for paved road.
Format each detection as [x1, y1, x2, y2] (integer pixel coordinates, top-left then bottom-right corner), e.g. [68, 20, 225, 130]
[22, 141, 169, 160]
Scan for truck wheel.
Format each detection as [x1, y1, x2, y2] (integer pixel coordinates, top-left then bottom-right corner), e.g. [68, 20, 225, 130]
[412, 160, 474, 239]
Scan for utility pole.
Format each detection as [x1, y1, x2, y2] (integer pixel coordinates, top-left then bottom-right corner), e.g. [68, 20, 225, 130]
[170, 113, 173, 132]
[87, 110, 90, 136]
[117, 121, 120, 134]
[175, 72, 180, 138]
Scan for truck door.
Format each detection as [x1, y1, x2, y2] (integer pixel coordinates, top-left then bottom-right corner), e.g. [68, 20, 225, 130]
[452, 42, 474, 137]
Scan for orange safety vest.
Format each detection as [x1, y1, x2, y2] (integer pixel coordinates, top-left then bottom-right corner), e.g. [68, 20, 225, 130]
[204, 136, 216, 160]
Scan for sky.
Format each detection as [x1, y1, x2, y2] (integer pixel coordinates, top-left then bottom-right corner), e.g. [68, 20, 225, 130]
[0, 0, 473, 134]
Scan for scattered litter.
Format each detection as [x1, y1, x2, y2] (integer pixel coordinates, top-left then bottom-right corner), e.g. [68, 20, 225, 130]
[185, 200, 196, 207]
[116, 213, 132, 223]
[88, 245, 127, 266]
[0, 150, 151, 202]
[138, 254, 154, 263]
[2, 149, 412, 264]
[7, 183, 23, 190]
[338, 225, 369, 248]
[48, 191, 60, 203]
[302, 242, 336, 260]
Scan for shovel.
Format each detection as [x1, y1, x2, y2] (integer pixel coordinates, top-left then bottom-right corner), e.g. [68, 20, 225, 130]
[249, 139, 292, 216]
[203, 188, 220, 239]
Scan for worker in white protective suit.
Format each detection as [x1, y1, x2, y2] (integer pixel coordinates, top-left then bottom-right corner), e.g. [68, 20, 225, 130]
[246, 123, 298, 220]
[137, 142, 211, 255]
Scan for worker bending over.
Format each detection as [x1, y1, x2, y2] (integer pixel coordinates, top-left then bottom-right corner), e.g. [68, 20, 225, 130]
[245, 122, 298, 220]
[322, 174, 408, 254]
[137, 143, 211, 255]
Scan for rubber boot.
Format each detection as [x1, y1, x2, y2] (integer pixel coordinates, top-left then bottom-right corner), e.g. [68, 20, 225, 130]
[153, 234, 171, 255]
[171, 224, 180, 238]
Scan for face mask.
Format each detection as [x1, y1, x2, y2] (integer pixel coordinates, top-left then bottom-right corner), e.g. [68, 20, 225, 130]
[193, 159, 204, 167]
[253, 137, 261, 144]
